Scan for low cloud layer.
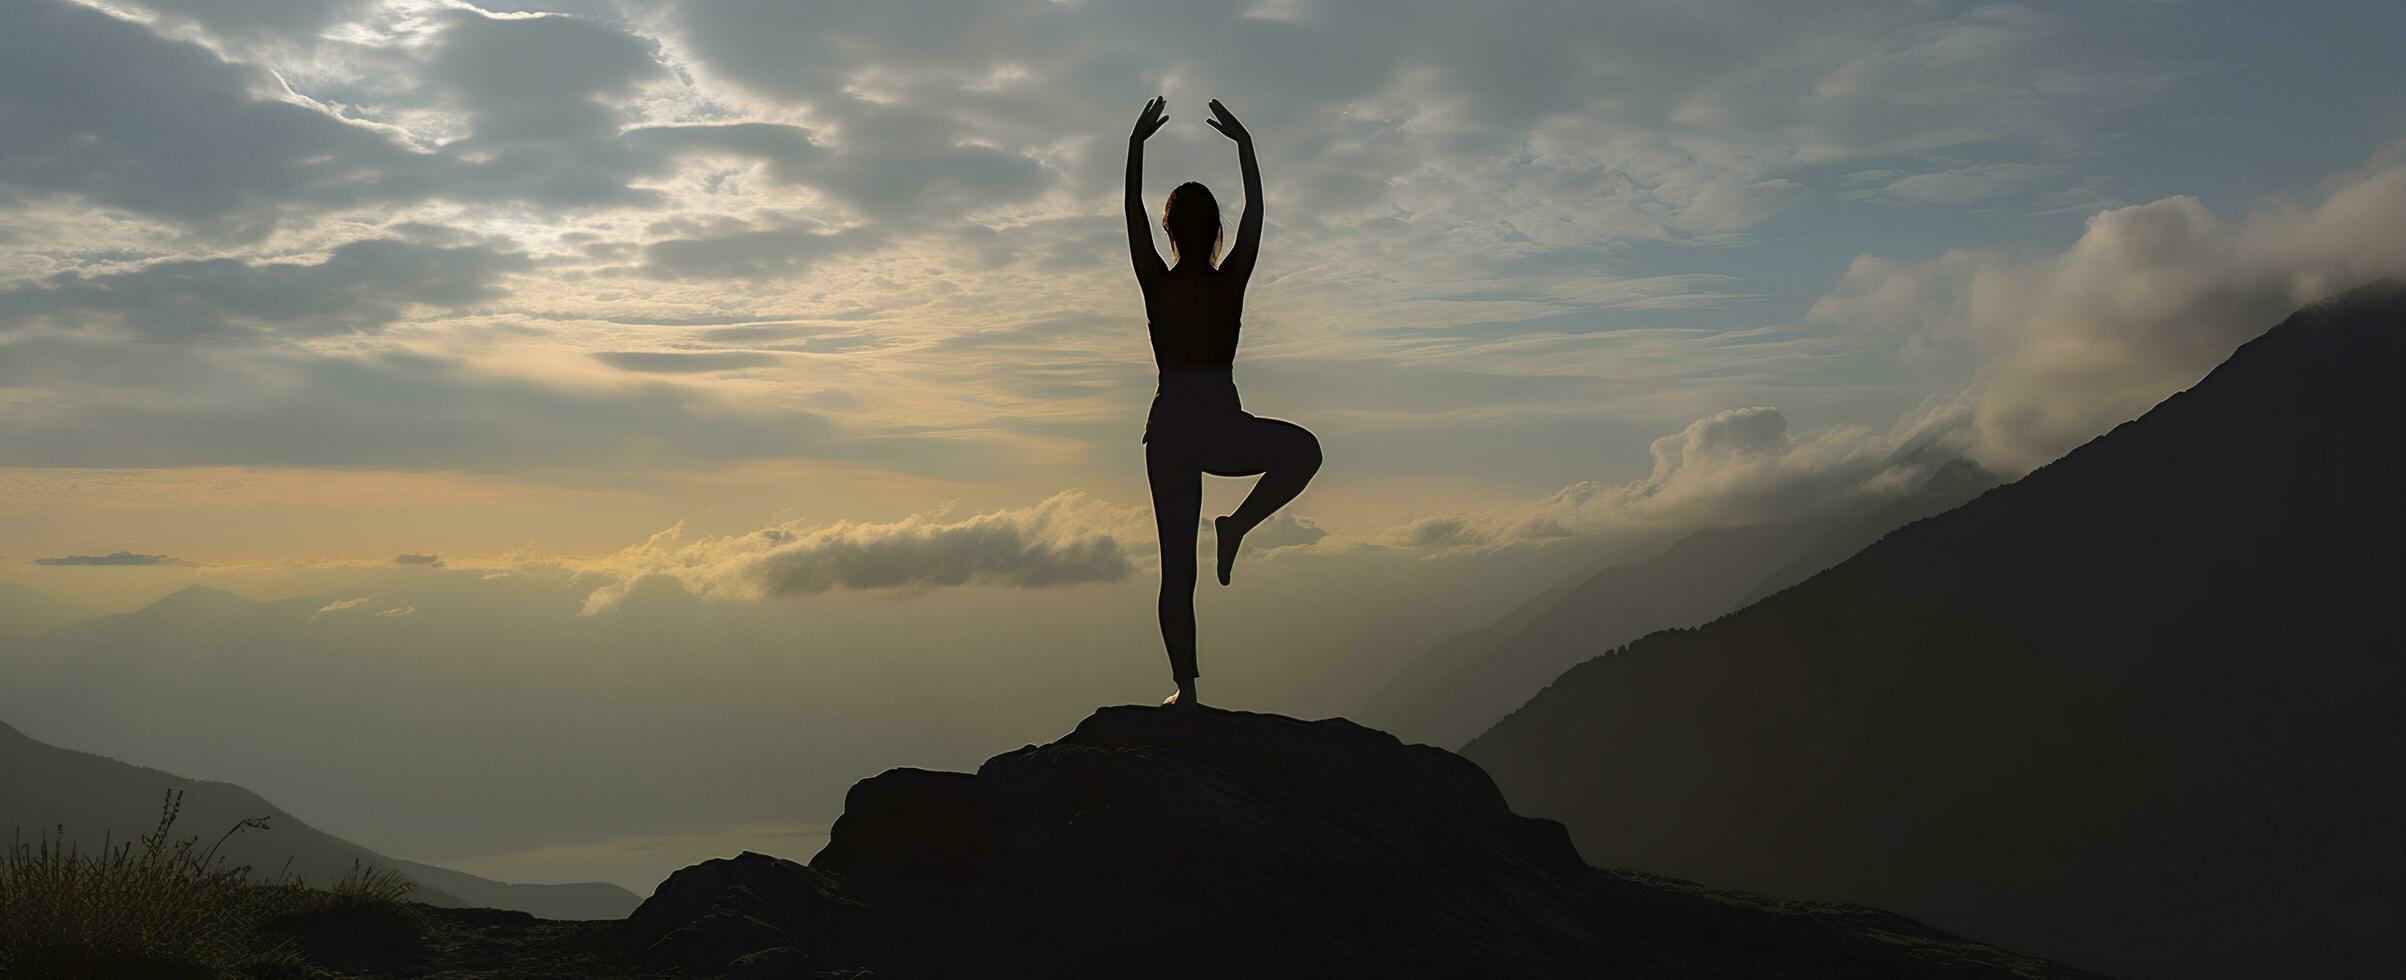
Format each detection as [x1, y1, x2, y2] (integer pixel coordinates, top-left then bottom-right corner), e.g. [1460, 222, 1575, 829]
[580, 492, 1149, 613]
[32, 551, 187, 567]
[315, 595, 380, 616]
[1371, 403, 1971, 553]
[1812, 159, 2406, 472]
[1233, 514, 1329, 557]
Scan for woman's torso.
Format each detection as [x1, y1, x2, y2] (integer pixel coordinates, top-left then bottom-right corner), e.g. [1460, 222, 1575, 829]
[1143, 268, 1247, 440]
[1145, 267, 1244, 371]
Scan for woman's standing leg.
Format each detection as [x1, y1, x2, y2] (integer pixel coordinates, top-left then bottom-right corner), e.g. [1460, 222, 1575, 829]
[1147, 441, 1203, 696]
[1211, 417, 1322, 585]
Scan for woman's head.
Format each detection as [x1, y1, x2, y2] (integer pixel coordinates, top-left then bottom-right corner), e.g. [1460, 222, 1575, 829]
[1163, 182, 1222, 266]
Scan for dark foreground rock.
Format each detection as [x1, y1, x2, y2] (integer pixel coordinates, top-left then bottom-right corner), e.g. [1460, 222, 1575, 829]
[619, 706, 2098, 979]
[279, 904, 634, 977]
[617, 850, 868, 977]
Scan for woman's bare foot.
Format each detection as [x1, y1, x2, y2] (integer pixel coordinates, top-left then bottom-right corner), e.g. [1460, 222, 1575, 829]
[1161, 678, 1201, 707]
[1214, 516, 1242, 586]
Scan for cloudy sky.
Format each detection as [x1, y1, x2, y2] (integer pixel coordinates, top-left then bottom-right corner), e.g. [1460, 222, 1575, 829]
[6, 0, 2406, 892]
[5, 0, 2406, 610]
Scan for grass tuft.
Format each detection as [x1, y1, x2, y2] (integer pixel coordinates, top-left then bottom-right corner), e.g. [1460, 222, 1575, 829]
[0, 790, 423, 978]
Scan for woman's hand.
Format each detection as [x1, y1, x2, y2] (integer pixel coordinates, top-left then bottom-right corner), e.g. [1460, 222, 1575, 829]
[1131, 96, 1169, 143]
[1206, 99, 1251, 145]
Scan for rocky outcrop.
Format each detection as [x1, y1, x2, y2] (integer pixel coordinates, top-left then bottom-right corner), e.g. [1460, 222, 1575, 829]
[617, 851, 868, 976]
[625, 706, 2095, 979]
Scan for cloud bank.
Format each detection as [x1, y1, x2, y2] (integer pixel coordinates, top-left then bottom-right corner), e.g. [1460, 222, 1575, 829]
[1412, 158, 2406, 550]
[315, 594, 380, 616]
[1813, 158, 2406, 472]
[1370, 402, 1973, 553]
[580, 491, 1149, 613]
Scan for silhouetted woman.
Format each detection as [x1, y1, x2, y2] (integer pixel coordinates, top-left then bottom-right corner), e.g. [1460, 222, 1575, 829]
[1126, 97, 1322, 708]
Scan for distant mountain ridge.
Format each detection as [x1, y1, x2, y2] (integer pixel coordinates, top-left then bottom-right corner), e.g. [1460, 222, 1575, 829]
[1363, 457, 1997, 748]
[0, 581, 94, 637]
[0, 717, 638, 920]
[1465, 281, 2406, 978]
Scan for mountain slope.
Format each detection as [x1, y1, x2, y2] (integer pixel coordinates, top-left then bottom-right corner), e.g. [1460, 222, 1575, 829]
[0, 581, 91, 636]
[612, 706, 2095, 979]
[1363, 461, 1994, 748]
[1464, 281, 2406, 978]
[0, 718, 638, 920]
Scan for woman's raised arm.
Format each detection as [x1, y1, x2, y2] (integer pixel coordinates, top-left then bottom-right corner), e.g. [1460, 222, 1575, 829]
[1207, 99, 1263, 283]
[1126, 96, 1170, 284]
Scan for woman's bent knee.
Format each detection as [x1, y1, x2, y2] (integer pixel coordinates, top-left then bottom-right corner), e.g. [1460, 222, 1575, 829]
[1291, 428, 1323, 474]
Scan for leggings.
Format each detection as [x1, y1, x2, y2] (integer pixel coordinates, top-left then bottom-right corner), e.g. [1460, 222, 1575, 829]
[1145, 411, 1322, 680]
